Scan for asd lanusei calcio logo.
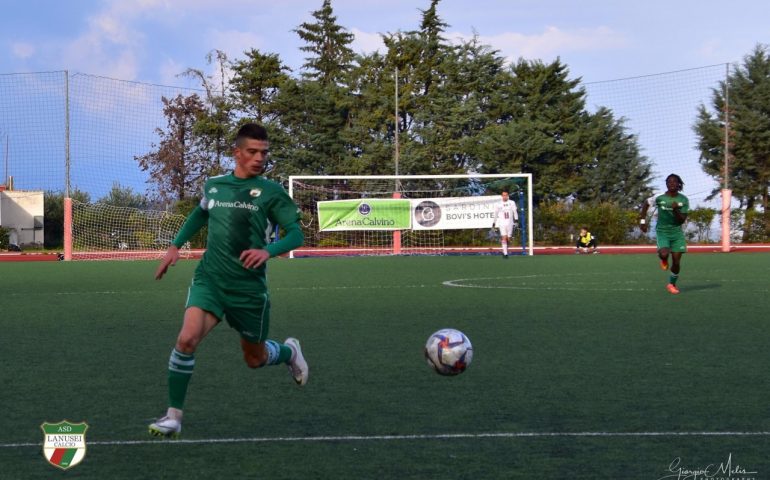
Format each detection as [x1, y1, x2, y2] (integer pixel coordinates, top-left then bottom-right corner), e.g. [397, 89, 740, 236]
[41, 420, 88, 470]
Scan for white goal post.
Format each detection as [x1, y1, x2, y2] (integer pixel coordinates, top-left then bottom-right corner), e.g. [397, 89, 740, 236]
[288, 174, 534, 257]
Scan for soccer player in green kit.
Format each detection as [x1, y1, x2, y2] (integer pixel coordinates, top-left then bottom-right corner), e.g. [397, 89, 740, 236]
[149, 123, 307, 438]
[639, 173, 689, 295]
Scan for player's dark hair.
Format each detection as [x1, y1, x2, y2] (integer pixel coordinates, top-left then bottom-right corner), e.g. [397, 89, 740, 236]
[666, 173, 684, 192]
[235, 123, 268, 147]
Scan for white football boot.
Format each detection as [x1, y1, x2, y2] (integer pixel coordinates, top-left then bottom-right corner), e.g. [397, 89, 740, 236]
[284, 337, 309, 386]
[148, 415, 182, 438]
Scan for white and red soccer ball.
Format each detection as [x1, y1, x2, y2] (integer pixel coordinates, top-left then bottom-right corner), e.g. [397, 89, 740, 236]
[424, 328, 473, 376]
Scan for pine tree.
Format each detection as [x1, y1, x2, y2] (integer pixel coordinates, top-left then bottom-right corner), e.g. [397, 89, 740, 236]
[277, 0, 357, 177]
[479, 58, 651, 206]
[294, 0, 355, 86]
[579, 108, 654, 208]
[695, 44, 770, 213]
[229, 49, 292, 124]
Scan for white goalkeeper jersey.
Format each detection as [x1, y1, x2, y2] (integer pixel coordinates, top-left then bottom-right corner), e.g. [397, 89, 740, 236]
[494, 200, 518, 226]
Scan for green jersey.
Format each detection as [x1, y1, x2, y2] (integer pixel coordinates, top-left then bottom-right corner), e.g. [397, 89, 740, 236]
[174, 173, 302, 287]
[654, 193, 689, 233]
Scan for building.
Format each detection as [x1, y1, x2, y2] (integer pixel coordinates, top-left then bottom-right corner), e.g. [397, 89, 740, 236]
[0, 186, 44, 248]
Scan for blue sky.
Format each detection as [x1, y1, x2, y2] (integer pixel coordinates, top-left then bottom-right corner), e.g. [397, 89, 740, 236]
[2, 0, 768, 85]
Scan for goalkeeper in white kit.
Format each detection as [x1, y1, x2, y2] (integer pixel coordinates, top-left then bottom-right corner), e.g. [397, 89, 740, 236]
[492, 190, 518, 258]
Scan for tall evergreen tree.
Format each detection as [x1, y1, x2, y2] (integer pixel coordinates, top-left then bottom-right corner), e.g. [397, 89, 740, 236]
[294, 0, 355, 86]
[343, 51, 398, 174]
[480, 58, 587, 201]
[414, 0, 448, 97]
[578, 108, 653, 208]
[479, 58, 651, 205]
[270, 78, 349, 177]
[229, 49, 292, 124]
[695, 44, 770, 213]
[382, 0, 463, 175]
[280, 0, 357, 177]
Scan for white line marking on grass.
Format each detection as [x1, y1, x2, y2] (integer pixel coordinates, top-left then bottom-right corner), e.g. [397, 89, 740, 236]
[443, 274, 768, 292]
[442, 274, 656, 292]
[4, 431, 770, 448]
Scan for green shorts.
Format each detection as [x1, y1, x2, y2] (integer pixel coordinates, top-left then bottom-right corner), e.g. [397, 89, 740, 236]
[186, 271, 270, 344]
[656, 229, 687, 253]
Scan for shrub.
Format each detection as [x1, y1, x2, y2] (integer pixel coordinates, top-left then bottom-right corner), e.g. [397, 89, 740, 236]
[0, 226, 10, 250]
[534, 202, 638, 245]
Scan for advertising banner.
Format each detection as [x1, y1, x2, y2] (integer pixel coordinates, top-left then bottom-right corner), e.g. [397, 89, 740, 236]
[317, 199, 412, 231]
[411, 195, 500, 230]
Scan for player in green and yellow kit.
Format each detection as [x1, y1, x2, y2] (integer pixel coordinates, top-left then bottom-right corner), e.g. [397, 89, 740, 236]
[149, 123, 307, 438]
[639, 173, 689, 295]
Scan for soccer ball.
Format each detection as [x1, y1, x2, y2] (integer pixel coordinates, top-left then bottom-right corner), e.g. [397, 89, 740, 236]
[424, 328, 473, 376]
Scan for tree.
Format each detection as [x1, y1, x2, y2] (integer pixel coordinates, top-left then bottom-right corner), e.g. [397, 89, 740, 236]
[381, 0, 475, 175]
[135, 94, 212, 202]
[270, 79, 349, 177]
[181, 50, 234, 175]
[43, 189, 91, 249]
[230, 49, 292, 124]
[342, 51, 400, 175]
[479, 58, 651, 206]
[294, 0, 355, 86]
[275, 0, 357, 178]
[686, 207, 718, 243]
[97, 182, 148, 209]
[695, 44, 770, 224]
[415, 35, 509, 174]
[577, 108, 654, 208]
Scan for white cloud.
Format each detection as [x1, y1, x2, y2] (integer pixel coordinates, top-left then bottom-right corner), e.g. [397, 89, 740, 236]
[696, 38, 731, 63]
[61, 28, 140, 79]
[88, 12, 135, 46]
[158, 58, 185, 86]
[11, 42, 35, 59]
[452, 26, 627, 63]
[205, 29, 264, 61]
[351, 28, 386, 54]
[346, 25, 626, 64]
[54, 0, 158, 79]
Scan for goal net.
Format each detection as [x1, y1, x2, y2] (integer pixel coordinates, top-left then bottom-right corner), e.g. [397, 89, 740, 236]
[288, 174, 533, 257]
[70, 200, 195, 260]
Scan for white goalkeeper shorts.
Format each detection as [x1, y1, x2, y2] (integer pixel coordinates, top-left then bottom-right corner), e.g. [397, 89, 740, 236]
[498, 223, 515, 237]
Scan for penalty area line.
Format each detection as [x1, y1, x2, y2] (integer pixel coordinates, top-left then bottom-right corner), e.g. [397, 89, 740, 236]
[5, 431, 770, 448]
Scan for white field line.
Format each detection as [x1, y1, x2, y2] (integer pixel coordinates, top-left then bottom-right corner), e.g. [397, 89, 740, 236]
[5, 430, 770, 448]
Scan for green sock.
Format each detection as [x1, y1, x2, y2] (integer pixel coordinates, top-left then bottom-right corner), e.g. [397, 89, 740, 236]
[265, 340, 293, 365]
[669, 274, 679, 285]
[168, 348, 195, 410]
